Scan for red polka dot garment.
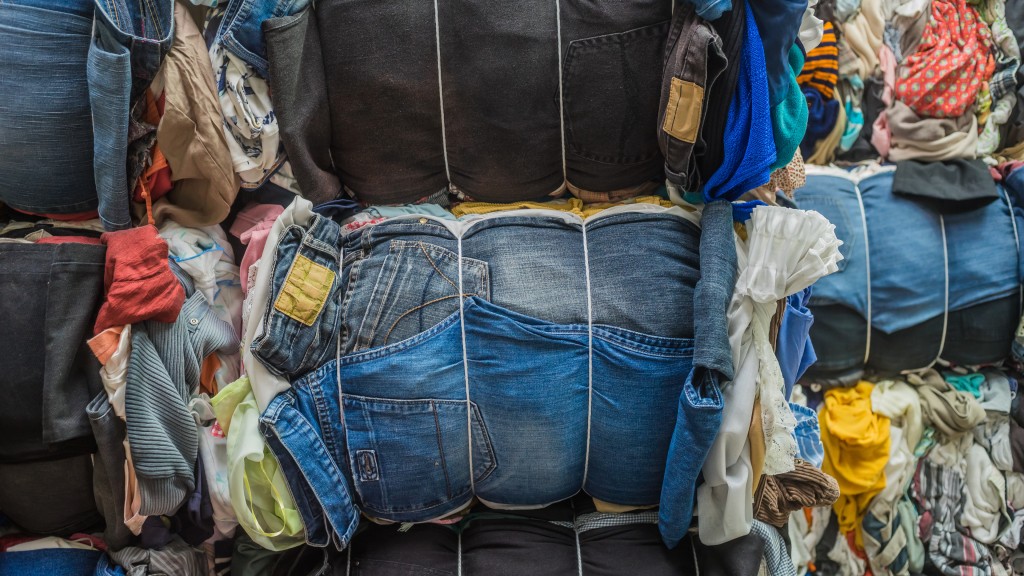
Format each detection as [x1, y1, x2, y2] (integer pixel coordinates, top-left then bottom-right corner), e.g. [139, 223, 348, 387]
[895, 0, 995, 119]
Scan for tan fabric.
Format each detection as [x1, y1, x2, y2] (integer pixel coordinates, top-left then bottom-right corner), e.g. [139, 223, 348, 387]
[662, 78, 703, 143]
[147, 2, 238, 227]
[591, 499, 658, 514]
[749, 397, 767, 495]
[753, 460, 841, 527]
[887, 100, 978, 162]
[907, 369, 986, 438]
[565, 180, 662, 204]
[841, 0, 885, 77]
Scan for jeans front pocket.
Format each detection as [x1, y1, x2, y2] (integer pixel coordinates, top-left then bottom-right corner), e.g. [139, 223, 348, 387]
[462, 297, 589, 507]
[585, 327, 694, 506]
[354, 240, 489, 352]
[342, 395, 497, 522]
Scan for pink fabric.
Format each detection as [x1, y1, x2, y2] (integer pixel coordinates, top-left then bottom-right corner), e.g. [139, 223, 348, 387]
[879, 45, 896, 106]
[871, 45, 896, 159]
[229, 203, 284, 294]
[872, 111, 891, 157]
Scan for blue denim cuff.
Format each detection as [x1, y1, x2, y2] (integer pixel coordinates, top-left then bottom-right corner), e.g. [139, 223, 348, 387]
[692, 200, 737, 382]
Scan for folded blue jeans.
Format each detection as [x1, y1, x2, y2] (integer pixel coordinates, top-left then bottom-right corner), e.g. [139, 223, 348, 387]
[89, 0, 174, 229]
[257, 206, 722, 541]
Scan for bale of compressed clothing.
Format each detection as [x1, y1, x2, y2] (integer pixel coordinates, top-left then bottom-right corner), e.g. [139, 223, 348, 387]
[794, 165, 1020, 381]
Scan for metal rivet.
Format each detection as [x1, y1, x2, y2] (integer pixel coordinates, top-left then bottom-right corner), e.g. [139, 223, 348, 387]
[419, 218, 428, 224]
[189, 318, 199, 326]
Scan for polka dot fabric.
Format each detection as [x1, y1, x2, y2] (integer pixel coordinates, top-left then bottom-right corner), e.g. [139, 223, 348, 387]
[895, 0, 995, 119]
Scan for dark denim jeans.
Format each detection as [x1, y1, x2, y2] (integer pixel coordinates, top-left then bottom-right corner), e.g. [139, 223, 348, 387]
[342, 498, 697, 576]
[804, 297, 1017, 380]
[265, 0, 674, 204]
[257, 206, 721, 544]
[0, 243, 106, 462]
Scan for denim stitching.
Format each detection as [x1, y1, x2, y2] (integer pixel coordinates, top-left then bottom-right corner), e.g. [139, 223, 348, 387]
[469, 403, 498, 484]
[431, 401, 453, 498]
[382, 293, 478, 345]
[355, 242, 402, 350]
[268, 407, 359, 546]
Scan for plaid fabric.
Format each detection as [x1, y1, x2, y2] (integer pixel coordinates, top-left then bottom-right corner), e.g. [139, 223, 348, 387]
[550, 510, 658, 534]
[990, 57, 1020, 103]
[750, 520, 798, 576]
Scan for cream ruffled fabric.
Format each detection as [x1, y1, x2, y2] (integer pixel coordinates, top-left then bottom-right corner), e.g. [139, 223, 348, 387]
[698, 206, 843, 545]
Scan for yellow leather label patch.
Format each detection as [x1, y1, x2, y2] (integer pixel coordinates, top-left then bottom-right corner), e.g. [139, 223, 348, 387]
[273, 255, 335, 327]
[662, 77, 703, 144]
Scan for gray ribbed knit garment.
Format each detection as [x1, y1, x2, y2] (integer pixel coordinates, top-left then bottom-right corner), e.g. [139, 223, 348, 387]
[125, 270, 239, 516]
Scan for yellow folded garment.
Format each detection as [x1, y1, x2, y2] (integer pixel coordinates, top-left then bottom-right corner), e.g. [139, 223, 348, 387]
[820, 381, 891, 549]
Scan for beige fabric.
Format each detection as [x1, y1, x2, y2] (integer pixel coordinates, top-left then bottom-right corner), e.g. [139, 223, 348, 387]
[888, 100, 978, 162]
[147, 2, 238, 227]
[841, 0, 885, 77]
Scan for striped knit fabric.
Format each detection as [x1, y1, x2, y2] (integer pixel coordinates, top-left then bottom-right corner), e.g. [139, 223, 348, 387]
[125, 269, 240, 516]
[798, 21, 839, 99]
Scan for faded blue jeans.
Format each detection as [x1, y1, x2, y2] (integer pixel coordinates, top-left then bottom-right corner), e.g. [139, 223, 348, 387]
[0, 0, 97, 217]
[257, 205, 726, 545]
[90, 0, 174, 229]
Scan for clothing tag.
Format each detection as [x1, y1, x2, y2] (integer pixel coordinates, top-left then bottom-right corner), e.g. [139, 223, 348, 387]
[273, 255, 336, 326]
[662, 77, 703, 144]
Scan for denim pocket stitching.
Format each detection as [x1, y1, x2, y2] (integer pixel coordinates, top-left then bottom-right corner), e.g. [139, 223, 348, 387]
[683, 370, 724, 409]
[591, 327, 694, 357]
[561, 20, 671, 165]
[469, 402, 499, 485]
[340, 309, 463, 366]
[343, 395, 497, 513]
[356, 240, 489, 351]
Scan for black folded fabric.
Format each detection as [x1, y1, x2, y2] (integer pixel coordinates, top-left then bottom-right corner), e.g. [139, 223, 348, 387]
[893, 159, 1000, 214]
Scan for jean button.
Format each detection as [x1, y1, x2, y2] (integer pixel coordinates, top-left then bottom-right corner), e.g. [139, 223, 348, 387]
[189, 318, 199, 326]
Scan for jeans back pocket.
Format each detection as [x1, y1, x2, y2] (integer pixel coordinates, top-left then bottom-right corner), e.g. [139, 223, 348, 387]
[463, 297, 589, 507]
[342, 394, 496, 522]
[562, 20, 670, 192]
[585, 327, 694, 506]
[340, 309, 495, 522]
[354, 240, 489, 352]
[252, 216, 342, 379]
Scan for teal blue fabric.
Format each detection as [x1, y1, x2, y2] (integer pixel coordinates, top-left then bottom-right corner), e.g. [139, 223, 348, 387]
[770, 44, 808, 171]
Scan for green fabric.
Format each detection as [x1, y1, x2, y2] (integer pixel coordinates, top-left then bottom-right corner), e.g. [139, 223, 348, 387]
[770, 44, 808, 171]
[898, 497, 925, 574]
[944, 373, 985, 398]
[214, 376, 305, 551]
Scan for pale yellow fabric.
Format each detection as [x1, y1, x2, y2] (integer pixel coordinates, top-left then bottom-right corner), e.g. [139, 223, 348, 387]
[273, 254, 336, 327]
